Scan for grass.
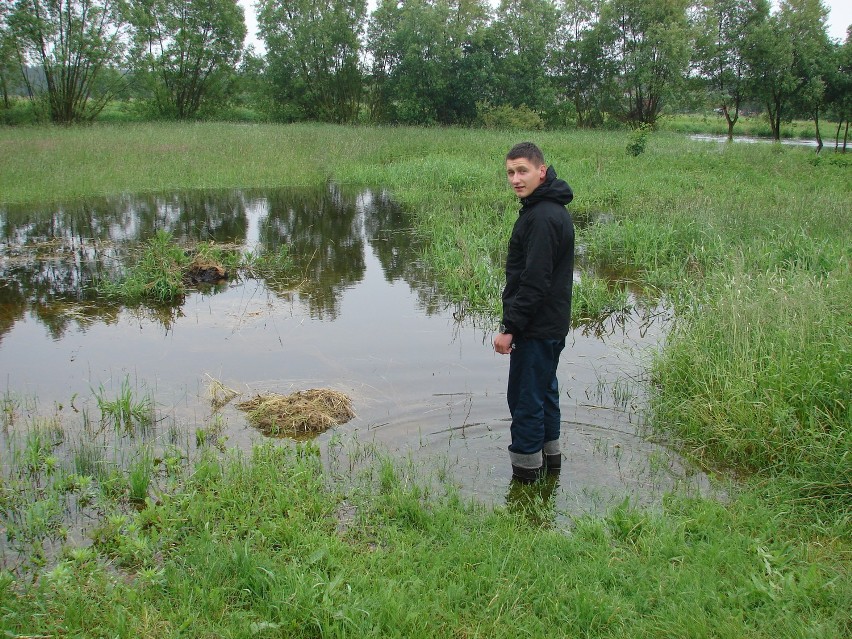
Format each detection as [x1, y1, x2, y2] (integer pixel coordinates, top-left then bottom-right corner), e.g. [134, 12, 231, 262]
[94, 377, 154, 434]
[651, 265, 851, 502]
[0, 122, 849, 636]
[95, 228, 297, 304]
[97, 230, 191, 303]
[0, 444, 848, 637]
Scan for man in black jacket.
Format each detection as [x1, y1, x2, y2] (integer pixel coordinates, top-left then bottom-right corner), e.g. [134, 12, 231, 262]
[494, 142, 574, 483]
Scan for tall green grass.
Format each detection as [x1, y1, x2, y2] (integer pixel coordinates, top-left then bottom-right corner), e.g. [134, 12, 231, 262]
[651, 266, 851, 502]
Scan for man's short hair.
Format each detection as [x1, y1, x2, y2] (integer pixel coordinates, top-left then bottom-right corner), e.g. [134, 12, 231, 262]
[506, 142, 545, 166]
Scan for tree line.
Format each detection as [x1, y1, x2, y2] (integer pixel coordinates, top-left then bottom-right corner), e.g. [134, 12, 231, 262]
[1, 0, 850, 146]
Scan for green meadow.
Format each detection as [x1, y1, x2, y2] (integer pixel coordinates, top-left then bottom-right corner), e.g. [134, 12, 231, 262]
[0, 123, 849, 637]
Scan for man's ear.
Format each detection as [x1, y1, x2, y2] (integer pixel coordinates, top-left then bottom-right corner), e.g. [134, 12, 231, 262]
[538, 164, 547, 182]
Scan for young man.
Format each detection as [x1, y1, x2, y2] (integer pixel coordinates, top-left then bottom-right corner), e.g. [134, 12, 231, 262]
[494, 142, 574, 483]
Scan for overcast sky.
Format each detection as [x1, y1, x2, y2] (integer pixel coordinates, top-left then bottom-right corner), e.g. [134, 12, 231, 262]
[238, 0, 852, 53]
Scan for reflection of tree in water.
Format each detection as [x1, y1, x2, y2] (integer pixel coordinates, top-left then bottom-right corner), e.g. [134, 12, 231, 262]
[0, 191, 251, 340]
[361, 190, 448, 316]
[0, 243, 120, 341]
[1, 190, 249, 246]
[0, 186, 454, 340]
[258, 186, 366, 320]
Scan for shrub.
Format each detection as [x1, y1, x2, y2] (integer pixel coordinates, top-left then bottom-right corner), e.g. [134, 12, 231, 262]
[477, 102, 543, 130]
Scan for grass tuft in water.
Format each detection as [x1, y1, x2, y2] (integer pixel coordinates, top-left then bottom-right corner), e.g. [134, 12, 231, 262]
[572, 276, 632, 324]
[97, 230, 190, 303]
[127, 447, 155, 504]
[94, 378, 153, 435]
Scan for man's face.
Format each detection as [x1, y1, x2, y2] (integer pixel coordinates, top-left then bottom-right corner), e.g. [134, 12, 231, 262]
[506, 158, 546, 198]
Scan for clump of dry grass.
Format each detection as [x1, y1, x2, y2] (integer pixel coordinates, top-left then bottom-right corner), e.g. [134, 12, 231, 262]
[236, 388, 354, 438]
[205, 375, 241, 411]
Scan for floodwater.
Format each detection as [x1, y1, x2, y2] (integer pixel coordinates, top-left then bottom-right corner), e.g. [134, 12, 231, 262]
[0, 186, 710, 518]
[689, 133, 820, 147]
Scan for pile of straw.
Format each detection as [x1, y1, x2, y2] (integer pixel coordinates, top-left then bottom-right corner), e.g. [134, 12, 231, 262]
[236, 388, 354, 438]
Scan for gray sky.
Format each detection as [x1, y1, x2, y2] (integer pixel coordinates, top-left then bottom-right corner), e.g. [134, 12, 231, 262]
[239, 0, 851, 53]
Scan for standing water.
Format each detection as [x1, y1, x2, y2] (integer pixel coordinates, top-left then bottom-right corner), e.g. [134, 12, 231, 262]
[0, 186, 709, 524]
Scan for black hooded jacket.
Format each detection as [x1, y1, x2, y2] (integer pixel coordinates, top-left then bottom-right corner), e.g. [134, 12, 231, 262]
[500, 166, 574, 340]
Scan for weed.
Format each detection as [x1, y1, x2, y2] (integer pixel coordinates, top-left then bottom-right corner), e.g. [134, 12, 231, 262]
[127, 446, 155, 503]
[97, 230, 190, 303]
[626, 124, 651, 156]
[94, 378, 154, 434]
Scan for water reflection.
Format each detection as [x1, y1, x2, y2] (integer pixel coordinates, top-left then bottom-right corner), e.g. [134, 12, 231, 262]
[0, 186, 438, 339]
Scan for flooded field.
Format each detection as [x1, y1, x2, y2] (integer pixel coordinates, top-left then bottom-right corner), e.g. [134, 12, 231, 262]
[0, 186, 710, 533]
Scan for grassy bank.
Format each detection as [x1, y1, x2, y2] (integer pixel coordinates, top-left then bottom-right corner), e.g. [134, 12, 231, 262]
[1, 122, 849, 636]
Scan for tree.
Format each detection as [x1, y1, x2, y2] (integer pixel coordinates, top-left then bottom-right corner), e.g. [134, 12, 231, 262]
[694, 0, 768, 138]
[128, 0, 246, 120]
[598, 0, 691, 127]
[8, 0, 128, 123]
[824, 28, 851, 151]
[0, 3, 18, 109]
[554, 0, 617, 127]
[782, 0, 832, 149]
[259, 0, 366, 123]
[490, 0, 560, 116]
[367, 0, 491, 125]
[368, 0, 443, 124]
[744, 0, 831, 141]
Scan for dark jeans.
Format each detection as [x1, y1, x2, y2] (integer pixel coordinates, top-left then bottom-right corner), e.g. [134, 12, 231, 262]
[507, 336, 565, 456]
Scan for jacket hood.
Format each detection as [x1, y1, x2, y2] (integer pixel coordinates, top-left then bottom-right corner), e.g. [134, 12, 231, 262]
[521, 166, 573, 208]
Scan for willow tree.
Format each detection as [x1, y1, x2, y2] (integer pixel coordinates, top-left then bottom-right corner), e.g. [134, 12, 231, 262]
[367, 0, 492, 125]
[128, 0, 246, 119]
[490, 0, 560, 116]
[8, 0, 128, 123]
[554, 0, 618, 127]
[0, 4, 18, 109]
[825, 28, 851, 151]
[744, 0, 831, 141]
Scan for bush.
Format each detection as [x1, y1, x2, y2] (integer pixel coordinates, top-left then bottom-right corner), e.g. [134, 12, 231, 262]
[477, 102, 543, 130]
[626, 124, 651, 156]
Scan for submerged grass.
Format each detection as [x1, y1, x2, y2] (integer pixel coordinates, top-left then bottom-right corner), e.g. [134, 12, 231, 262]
[94, 377, 153, 434]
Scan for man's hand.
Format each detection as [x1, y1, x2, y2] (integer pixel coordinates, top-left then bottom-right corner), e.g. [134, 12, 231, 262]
[494, 332, 514, 355]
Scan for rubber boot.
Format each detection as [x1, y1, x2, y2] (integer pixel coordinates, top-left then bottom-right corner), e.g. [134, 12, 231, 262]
[511, 464, 542, 484]
[543, 440, 562, 474]
[509, 450, 543, 484]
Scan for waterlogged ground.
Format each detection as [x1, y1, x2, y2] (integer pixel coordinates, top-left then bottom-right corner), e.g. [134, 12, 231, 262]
[0, 186, 711, 523]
